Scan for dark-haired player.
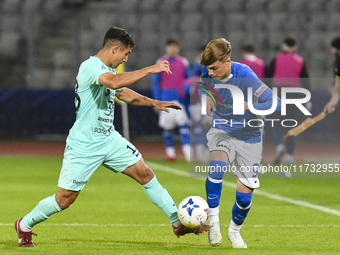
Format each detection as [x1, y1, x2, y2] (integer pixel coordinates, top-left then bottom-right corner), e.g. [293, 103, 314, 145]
[324, 37, 340, 114]
[14, 26, 209, 247]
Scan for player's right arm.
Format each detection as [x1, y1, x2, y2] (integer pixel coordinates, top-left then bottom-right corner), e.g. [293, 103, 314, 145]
[323, 77, 340, 114]
[98, 60, 172, 90]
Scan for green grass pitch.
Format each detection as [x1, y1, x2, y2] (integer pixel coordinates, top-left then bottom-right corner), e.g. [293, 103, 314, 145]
[1, 156, 340, 254]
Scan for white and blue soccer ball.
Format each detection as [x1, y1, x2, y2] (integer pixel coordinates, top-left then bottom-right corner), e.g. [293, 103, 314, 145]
[177, 196, 210, 228]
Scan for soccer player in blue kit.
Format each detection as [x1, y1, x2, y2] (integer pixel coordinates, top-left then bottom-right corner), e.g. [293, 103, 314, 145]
[14, 26, 209, 247]
[199, 39, 281, 248]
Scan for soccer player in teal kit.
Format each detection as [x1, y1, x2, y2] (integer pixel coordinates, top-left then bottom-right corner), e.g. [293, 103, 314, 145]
[14, 27, 209, 247]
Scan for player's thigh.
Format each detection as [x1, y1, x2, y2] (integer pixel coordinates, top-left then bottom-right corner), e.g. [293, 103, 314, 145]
[206, 128, 236, 165]
[58, 145, 105, 191]
[233, 141, 262, 189]
[102, 131, 141, 174]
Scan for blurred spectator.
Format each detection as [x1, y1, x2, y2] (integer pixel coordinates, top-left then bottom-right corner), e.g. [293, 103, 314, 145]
[152, 39, 191, 162]
[240, 44, 265, 80]
[323, 37, 340, 114]
[266, 36, 312, 168]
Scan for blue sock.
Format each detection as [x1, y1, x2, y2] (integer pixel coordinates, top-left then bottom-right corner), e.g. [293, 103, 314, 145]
[163, 130, 175, 148]
[231, 191, 253, 225]
[179, 124, 190, 145]
[23, 194, 62, 229]
[142, 176, 178, 223]
[206, 160, 227, 208]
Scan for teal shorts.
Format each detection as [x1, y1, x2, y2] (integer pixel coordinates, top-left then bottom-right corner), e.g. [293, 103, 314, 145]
[58, 131, 141, 191]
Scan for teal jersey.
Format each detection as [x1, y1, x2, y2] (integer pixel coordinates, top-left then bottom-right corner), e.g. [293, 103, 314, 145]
[66, 56, 120, 152]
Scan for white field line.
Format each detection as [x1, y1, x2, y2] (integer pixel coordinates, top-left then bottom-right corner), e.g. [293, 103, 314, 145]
[2, 223, 340, 228]
[146, 161, 340, 217]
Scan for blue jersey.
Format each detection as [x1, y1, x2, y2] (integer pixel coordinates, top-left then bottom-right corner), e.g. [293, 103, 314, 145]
[200, 61, 280, 143]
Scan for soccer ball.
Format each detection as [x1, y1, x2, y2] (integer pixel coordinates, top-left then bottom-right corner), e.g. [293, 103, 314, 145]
[177, 196, 210, 229]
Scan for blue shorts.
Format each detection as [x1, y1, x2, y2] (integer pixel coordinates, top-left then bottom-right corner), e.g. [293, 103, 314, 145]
[58, 131, 141, 191]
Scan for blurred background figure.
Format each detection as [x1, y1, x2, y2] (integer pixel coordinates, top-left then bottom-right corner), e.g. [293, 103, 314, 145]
[240, 44, 265, 80]
[152, 39, 191, 162]
[187, 47, 210, 163]
[266, 36, 312, 168]
[324, 37, 340, 115]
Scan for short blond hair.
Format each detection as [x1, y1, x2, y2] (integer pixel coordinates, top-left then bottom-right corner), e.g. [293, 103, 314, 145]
[200, 38, 232, 66]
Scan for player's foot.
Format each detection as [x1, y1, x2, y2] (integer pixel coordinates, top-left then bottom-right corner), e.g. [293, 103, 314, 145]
[14, 218, 37, 247]
[166, 156, 176, 162]
[274, 144, 285, 164]
[227, 230, 247, 248]
[208, 222, 222, 246]
[172, 221, 210, 237]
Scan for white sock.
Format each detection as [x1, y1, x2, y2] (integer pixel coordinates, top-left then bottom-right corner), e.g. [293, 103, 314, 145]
[172, 220, 181, 227]
[20, 219, 32, 232]
[209, 206, 220, 224]
[182, 144, 191, 162]
[228, 219, 242, 233]
[166, 147, 176, 158]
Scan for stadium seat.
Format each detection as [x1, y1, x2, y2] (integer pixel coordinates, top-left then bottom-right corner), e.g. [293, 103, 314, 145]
[49, 68, 73, 89]
[118, 0, 140, 12]
[267, 0, 290, 12]
[180, 31, 202, 52]
[139, 0, 161, 12]
[140, 14, 161, 32]
[201, 0, 222, 14]
[1, 0, 21, 12]
[53, 50, 72, 69]
[227, 13, 247, 31]
[306, 0, 329, 13]
[327, 0, 340, 13]
[307, 13, 329, 32]
[180, 0, 201, 13]
[328, 13, 340, 32]
[0, 33, 21, 58]
[266, 12, 288, 33]
[31, 69, 51, 89]
[288, 0, 307, 12]
[179, 13, 202, 32]
[220, 0, 245, 12]
[159, 0, 181, 12]
[43, 0, 63, 11]
[245, 0, 267, 13]
[22, 0, 42, 11]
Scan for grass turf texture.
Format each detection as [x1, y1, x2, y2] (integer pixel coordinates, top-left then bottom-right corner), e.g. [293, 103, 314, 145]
[1, 156, 340, 254]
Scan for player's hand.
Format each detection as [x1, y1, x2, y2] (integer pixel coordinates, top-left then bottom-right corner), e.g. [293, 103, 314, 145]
[154, 101, 182, 113]
[323, 101, 336, 114]
[206, 96, 216, 116]
[151, 60, 172, 75]
[244, 101, 249, 112]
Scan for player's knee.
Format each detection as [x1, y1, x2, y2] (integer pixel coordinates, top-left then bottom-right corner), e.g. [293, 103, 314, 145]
[236, 191, 252, 209]
[56, 191, 79, 210]
[139, 165, 154, 185]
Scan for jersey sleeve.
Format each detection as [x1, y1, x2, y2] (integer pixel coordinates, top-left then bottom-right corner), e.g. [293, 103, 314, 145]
[78, 59, 112, 87]
[243, 65, 281, 112]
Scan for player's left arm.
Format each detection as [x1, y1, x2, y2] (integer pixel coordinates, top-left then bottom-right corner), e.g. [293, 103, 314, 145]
[116, 88, 182, 112]
[244, 66, 281, 112]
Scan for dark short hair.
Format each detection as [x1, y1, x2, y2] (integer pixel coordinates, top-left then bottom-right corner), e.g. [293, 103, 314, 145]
[102, 26, 135, 49]
[331, 37, 340, 50]
[283, 36, 297, 47]
[166, 39, 179, 46]
[242, 44, 255, 53]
